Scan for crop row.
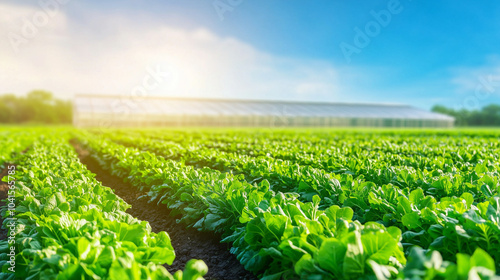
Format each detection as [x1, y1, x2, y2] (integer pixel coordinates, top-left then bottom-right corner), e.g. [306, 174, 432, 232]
[0, 132, 207, 280]
[125, 129, 500, 172]
[0, 130, 42, 169]
[97, 131, 500, 268]
[97, 131, 499, 216]
[106, 130, 500, 196]
[126, 129, 500, 165]
[77, 131, 499, 279]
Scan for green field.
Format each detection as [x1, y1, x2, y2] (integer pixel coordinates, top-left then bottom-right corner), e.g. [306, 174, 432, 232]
[1, 128, 500, 280]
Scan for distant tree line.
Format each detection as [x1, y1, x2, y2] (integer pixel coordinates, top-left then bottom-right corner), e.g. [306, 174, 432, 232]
[432, 104, 500, 126]
[0, 91, 72, 124]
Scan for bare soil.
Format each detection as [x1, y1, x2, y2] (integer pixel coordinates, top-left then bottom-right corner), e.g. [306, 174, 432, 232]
[71, 141, 257, 280]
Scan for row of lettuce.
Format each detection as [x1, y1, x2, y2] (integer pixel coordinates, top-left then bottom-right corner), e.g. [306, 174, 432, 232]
[0, 131, 207, 279]
[79, 130, 500, 279]
[102, 130, 499, 204]
[101, 129, 499, 210]
[0, 130, 40, 170]
[94, 131, 500, 255]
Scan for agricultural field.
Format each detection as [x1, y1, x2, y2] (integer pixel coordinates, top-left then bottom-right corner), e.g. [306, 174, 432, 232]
[1, 127, 500, 280]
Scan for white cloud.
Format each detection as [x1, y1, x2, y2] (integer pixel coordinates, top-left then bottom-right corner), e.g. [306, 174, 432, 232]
[451, 63, 500, 95]
[447, 62, 500, 110]
[0, 2, 340, 102]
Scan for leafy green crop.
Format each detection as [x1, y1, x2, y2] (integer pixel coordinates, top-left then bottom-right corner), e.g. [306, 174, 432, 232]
[0, 132, 207, 280]
[76, 129, 500, 279]
[0, 129, 41, 168]
[4, 127, 499, 279]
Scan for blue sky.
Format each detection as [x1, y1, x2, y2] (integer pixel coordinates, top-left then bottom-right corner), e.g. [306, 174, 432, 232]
[1, 0, 500, 110]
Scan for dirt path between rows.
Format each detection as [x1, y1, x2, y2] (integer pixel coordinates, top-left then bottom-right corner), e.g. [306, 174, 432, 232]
[71, 141, 257, 280]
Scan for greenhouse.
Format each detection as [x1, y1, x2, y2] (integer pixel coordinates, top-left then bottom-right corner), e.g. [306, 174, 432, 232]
[73, 94, 455, 127]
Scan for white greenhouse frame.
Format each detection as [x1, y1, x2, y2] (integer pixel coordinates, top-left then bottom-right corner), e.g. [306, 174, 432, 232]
[73, 95, 455, 128]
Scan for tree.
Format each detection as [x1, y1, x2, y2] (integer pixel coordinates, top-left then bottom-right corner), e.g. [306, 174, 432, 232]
[0, 91, 72, 124]
[432, 104, 500, 126]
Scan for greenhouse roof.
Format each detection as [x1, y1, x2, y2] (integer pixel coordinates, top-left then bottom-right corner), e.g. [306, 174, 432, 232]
[74, 95, 454, 121]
